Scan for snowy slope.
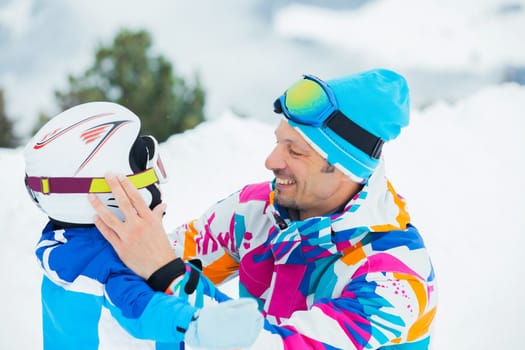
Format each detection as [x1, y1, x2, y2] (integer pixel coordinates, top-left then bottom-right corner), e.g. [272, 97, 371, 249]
[1, 83, 524, 348]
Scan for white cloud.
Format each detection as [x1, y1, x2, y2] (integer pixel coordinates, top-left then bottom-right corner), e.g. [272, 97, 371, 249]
[274, 0, 525, 72]
[0, 0, 33, 37]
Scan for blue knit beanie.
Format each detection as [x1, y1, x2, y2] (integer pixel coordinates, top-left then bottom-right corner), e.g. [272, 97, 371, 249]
[282, 68, 410, 183]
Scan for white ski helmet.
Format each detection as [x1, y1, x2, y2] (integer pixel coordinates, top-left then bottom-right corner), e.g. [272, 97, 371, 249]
[24, 101, 168, 224]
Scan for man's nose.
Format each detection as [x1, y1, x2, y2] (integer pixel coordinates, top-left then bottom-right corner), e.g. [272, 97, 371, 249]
[264, 145, 286, 171]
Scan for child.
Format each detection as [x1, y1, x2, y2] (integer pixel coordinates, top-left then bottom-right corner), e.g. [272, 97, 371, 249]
[24, 102, 262, 350]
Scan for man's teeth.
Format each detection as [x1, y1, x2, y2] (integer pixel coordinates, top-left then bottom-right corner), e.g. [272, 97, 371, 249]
[276, 178, 295, 185]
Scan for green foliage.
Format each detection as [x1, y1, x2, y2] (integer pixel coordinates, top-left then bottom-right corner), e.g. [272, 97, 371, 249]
[0, 88, 18, 148]
[44, 28, 205, 142]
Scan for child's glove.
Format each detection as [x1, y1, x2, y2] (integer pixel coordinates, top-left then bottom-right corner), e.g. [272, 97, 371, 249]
[147, 258, 263, 348]
[185, 298, 263, 349]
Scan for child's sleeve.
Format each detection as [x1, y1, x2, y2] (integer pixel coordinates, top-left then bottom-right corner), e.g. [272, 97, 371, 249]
[104, 263, 197, 344]
[107, 259, 262, 348]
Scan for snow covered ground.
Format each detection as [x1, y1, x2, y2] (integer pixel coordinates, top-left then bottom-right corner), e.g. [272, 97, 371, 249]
[1, 81, 524, 348]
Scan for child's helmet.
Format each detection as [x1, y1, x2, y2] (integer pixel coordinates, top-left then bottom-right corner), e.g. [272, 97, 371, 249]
[24, 101, 168, 224]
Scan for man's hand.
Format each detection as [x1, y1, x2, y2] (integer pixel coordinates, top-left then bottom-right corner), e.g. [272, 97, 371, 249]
[88, 174, 176, 279]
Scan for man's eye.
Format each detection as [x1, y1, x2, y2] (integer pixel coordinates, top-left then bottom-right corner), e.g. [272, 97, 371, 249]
[289, 148, 302, 156]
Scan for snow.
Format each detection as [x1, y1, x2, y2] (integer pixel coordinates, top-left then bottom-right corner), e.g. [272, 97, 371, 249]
[1, 84, 524, 348]
[1, 0, 524, 349]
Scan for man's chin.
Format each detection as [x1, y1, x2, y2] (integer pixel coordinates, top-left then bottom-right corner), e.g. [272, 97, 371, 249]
[274, 193, 296, 209]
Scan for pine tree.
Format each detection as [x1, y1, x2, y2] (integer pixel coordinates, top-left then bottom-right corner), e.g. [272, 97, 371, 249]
[37, 29, 205, 142]
[0, 88, 18, 148]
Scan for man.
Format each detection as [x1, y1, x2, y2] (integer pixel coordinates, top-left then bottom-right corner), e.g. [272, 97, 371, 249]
[90, 68, 438, 349]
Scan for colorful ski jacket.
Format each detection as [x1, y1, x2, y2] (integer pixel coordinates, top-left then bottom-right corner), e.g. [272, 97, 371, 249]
[170, 162, 438, 349]
[35, 222, 197, 350]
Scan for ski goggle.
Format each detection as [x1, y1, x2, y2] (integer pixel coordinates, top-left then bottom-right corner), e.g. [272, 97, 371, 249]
[25, 135, 168, 195]
[273, 74, 384, 159]
[141, 135, 168, 185]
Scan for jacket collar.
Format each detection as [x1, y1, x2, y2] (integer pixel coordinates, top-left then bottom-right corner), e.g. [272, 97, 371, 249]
[268, 160, 410, 260]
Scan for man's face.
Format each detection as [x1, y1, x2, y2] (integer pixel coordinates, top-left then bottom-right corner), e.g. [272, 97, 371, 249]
[265, 120, 356, 220]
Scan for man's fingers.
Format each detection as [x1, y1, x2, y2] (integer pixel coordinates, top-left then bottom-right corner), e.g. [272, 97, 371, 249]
[88, 192, 123, 235]
[93, 214, 121, 248]
[116, 174, 151, 218]
[103, 174, 138, 220]
[152, 203, 167, 219]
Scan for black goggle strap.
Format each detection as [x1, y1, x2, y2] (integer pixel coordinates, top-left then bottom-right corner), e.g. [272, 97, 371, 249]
[326, 111, 384, 159]
[274, 98, 383, 159]
[273, 97, 284, 114]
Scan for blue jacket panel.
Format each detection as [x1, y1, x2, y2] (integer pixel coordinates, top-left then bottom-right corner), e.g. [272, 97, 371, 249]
[36, 221, 196, 349]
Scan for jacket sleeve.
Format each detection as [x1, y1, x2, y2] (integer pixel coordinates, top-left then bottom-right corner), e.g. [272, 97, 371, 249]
[147, 257, 233, 307]
[102, 253, 199, 343]
[169, 189, 244, 285]
[105, 289, 197, 344]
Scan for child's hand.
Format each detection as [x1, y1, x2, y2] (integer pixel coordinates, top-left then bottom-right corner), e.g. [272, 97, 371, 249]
[185, 298, 263, 349]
